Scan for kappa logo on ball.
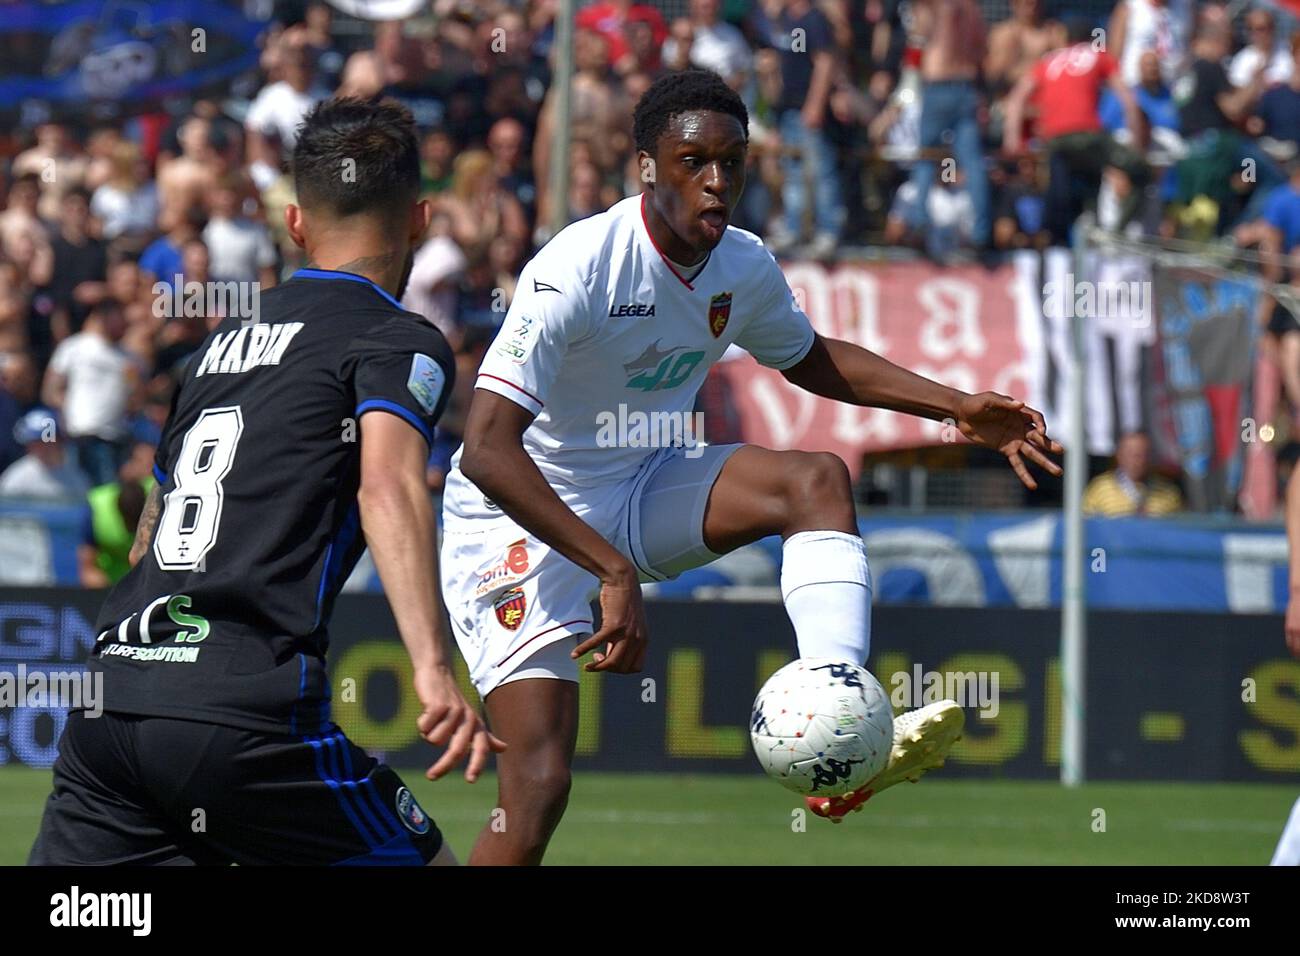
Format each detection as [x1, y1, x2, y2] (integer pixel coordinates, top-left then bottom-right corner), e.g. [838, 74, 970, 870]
[475, 539, 530, 596]
[395, 786, 431, 835]
[707, 291, 732, 338]
[493, 587, 527, 630]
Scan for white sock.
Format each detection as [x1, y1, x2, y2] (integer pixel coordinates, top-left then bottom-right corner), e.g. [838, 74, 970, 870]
[780, 530, 872, 664]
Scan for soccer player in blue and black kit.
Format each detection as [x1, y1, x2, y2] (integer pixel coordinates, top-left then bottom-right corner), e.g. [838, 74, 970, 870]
[29, 99, 503, 866]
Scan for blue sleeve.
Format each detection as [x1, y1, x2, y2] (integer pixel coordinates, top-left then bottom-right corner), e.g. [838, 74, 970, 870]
[1262, 187, 1287, 230]
[138, 241, 163, 276]
[1097, 90, 1123, 131]
[348, 315, 456, 449]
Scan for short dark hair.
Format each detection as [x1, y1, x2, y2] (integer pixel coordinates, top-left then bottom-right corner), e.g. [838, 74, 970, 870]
[292, 97, 421, 219]
[633, 69, 748, 156]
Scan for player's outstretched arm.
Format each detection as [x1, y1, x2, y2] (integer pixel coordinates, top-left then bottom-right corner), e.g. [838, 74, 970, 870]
[459, 390, 648, 674]
[358, 412, 506, 781]
[782, 334, 1064, 489]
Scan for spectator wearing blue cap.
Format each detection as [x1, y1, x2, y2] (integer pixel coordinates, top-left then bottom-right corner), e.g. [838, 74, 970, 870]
[0, 408, 90, 500]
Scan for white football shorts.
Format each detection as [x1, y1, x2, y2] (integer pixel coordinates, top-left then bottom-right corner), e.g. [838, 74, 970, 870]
[441, 443, 743, 697]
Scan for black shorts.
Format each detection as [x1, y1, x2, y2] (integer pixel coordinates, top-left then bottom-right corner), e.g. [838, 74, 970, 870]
[28, 711, 444, 866]
[1268, 299, 1300, 337]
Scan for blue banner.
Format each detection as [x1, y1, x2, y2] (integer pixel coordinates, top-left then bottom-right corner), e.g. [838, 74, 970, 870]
[653, 512, 1290, 614]
[5, 497, 1289, 614]
[0, 1, 269, 123]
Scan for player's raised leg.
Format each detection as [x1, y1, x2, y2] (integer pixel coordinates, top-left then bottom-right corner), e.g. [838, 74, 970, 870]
[692, 444, 966, 819]
[698, 446, 868, 663]
[468, 670, 579, 866]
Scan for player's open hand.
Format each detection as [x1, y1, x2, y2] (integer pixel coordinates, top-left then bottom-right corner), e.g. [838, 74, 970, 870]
[573, 566, 648, 674]
[956, 392, 1064, 490]
[413, 664, 506, 783]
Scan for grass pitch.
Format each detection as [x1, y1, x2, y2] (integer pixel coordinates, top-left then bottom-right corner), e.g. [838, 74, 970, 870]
[1, 767, 1292, 865]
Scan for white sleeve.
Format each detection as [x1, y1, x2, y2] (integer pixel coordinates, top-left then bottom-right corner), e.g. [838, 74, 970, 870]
[1227, 50, 1248, 88]
[48, 338, 73, 376]
[474, 255, 593, 416]
[244, 88, 275, 135]
[733, 252, 816, 370]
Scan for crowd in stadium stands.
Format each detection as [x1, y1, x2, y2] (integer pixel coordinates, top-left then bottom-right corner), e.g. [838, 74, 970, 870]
[4, 0, 1300, 568]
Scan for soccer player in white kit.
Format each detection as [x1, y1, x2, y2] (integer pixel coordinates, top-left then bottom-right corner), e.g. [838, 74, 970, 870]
[442, 70, 1063, 864]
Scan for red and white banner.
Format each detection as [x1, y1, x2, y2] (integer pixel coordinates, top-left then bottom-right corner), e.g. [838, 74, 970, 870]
[715, 260, 1040, 476]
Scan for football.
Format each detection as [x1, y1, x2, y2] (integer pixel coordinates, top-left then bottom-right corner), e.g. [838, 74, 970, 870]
[750, 658, 894, 796]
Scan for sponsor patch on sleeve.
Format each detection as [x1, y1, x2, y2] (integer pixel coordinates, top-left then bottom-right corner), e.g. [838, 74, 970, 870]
[494, 314, 536, 365]
[407, 353, 446, 415]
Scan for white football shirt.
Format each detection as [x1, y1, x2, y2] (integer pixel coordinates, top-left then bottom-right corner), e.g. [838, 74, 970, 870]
[444, 194, 815, 519]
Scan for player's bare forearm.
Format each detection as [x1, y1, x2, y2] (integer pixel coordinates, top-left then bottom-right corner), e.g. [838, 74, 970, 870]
[358, 413, 453, 672]
[459, 389, 636, 586]
[784, 334, 1062, 488]
[128, 484, 162, 567]
[783, 334, 965, 421]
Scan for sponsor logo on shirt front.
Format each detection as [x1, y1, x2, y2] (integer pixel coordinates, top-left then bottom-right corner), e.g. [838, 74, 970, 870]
[623, 340, 706, 391]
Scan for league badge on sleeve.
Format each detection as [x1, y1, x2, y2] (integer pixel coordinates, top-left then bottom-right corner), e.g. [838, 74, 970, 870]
[407, 353, 446, 415]
[708, 291, 733, 338]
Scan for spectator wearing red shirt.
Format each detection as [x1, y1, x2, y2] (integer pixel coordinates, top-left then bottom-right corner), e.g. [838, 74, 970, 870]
[575, 0, 667, 74]
[1003, 17, 1147, 244]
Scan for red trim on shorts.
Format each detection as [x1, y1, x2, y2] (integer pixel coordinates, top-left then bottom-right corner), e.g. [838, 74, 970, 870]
[477, 374, 544, 408]
[495, 619, 593, 669]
